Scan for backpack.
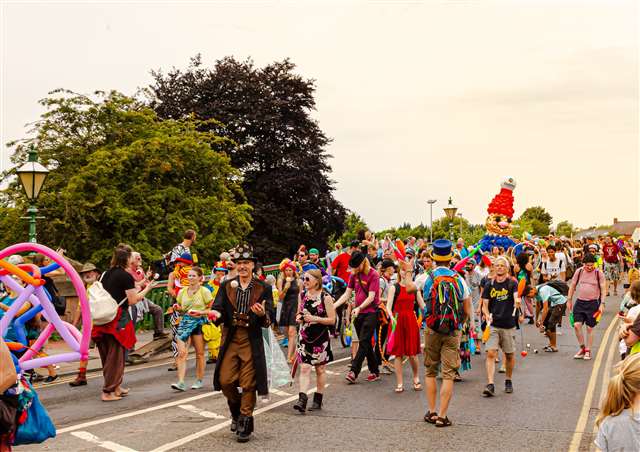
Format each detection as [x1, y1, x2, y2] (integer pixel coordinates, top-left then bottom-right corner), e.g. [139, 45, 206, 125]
[543, 280, 569, 296]
[426, 274, 464, 335]
[87, 274, 127, 326]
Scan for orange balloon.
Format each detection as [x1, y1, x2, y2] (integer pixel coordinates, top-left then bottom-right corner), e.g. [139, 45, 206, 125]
[517, 278, 527, 297]
[395, 240, 406, 258]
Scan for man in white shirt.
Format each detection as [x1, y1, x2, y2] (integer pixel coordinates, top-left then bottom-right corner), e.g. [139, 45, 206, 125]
[542, 245, 566, 281]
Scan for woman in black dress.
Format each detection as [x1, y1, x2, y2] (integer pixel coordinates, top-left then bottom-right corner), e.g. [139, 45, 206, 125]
[277, 259, 301, 363]
[293, 269, 335, 413]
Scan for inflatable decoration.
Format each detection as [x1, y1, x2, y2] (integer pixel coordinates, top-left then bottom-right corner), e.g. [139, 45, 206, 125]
[478, 178, 517, 252]
[0, 243, 91, 373]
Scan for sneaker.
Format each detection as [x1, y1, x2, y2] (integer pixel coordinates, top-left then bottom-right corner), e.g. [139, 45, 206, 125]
[366, 373, 381, 382]
[191, 380, 203, 390]
[573, 347, 586, 359]
[505, 379, 513, 394]
[583, 349, 592, 360]
[44, 375, 59, 384]
[498, 364, 506, 373]
[69, 377, 87, 387]
[482, 384, 495, 397]
[153, 331, 170, 339]
[345, 371, 356, 384]
[171, 381, 186, 391]
[380, 365, 393, 375]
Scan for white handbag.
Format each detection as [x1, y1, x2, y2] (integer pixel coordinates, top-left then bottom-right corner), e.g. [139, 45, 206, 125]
[88, 275, 127, 326]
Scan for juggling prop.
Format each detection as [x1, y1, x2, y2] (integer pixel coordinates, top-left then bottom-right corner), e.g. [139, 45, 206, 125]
[452, 245, 484, 272]
[0, 243, 91, 373]
[478, 178, 518, 252]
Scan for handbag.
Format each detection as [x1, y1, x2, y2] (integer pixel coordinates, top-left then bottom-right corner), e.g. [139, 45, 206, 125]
[87, 274, 127, 325]
[0, 394, 18, 435]
[13, 380, 56, 445]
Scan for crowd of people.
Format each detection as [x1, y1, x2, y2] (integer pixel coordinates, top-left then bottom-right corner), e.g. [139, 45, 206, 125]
[2, 228, 640, 449]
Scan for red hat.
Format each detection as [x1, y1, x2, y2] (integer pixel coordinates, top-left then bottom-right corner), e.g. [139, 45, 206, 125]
[487, 178, 516, 218]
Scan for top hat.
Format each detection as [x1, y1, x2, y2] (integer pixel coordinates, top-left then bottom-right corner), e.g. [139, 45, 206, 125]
[230, 244, 257, 263]
[432, 239, 453, 262]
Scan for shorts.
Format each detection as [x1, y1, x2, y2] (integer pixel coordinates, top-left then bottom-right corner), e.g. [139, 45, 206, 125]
[424, 328, 461, 380]
[485, 327, 516, 354]
[573, 299, 600, 328]
[604, 262, 620, 281]
[543, 304, 564, 333]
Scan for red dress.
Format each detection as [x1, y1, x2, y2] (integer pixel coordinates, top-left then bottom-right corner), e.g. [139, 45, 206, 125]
[389, 285, 420, 357]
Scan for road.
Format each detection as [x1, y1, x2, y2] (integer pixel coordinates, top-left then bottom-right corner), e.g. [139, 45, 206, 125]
[20, 295, 622, 452]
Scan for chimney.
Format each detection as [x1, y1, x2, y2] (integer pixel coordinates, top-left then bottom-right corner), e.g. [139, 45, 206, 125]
[613, 218, 618, 224]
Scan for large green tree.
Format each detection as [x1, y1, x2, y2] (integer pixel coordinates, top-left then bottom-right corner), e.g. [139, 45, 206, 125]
[1, 90, 251, 267]
[519, 206, 553, 227]
[555, 220, 575, 237]
[149, 56, 346, 261]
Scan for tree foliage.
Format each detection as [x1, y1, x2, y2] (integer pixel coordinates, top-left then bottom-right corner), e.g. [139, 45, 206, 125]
[1, 90, 251, 267]
[333, 212, 368, 245]
[555, 220, 575, 237]
[519, 206, 553, 227]
[512, 217, 550, 237]
[149, 55, 346, 261]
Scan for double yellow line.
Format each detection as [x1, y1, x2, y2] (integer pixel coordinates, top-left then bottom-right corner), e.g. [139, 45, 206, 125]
[568, 315, 620, 451]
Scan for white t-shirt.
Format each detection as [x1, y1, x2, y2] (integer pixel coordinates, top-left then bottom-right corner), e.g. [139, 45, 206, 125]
[542, 258, 565, 281]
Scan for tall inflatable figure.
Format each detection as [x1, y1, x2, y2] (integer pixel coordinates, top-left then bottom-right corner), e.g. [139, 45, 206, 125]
[478, 178, 517, 252]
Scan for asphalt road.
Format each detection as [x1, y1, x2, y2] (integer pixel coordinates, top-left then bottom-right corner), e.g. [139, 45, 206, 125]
[20, 295, 622, 452]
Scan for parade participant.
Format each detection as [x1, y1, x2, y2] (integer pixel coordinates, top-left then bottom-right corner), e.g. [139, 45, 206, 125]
[127, 252, 167, 339]
[277, 259, 301, 363]
[308, 248, 327, 275]
[203, 261, 227, 364]
[92, 245, 139, 402]
[386, 259, 424, 392]
[481, 256, 521, 397]
[529, 281, 567, 352]
[335, 251, 381, 383]
[541, 245, 566, 281]
[567, 254, 606, 361]
[325, 242, 342, 273]
[378, 259, 396, 374]
[602, 236, 621, 296]
[168, 229, 197, 265]
[332, 240, 359, 282]
[293, 269, 335, 413]
[209, 244, 273, 443]
[170, 266, 211, 391]
[594, 353, 640, 452]
[422, 240, 472, 427]
[166, 252, 194, 370]
[471, 257, 490, 350]
[455, 238, 469, 259]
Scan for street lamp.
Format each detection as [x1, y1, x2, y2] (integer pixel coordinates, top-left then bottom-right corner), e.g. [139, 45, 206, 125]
[15, 146, 49, 243]
[427, 199, 437, 244]
[443, 197, 458, 242]
[457, 212, 464, 238]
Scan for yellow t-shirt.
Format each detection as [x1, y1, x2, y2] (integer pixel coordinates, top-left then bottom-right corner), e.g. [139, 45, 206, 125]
[177, 286, 213, 312]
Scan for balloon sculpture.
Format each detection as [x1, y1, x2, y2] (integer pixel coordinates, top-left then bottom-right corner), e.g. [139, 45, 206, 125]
[0, 243, 90, 374]
[478, 178, 518, 252]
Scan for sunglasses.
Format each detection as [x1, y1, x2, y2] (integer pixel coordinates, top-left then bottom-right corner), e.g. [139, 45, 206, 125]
[304, 276, 315, 282]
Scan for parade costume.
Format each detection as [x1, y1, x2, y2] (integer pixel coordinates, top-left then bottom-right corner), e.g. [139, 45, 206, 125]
[169, 254, 193, 359]
[211, 246, 273, 443]
[388, 285, 420, 357]
[296, 291, 333, 365]
[478, 178, 517, 252]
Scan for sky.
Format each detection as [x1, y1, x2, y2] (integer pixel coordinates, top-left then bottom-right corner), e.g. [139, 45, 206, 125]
[1, 0, 638, 231]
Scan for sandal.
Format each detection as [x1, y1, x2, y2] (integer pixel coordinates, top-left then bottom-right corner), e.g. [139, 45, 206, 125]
[424, 411, 438, 424]
[435, 416, 452, 428]
[543, 346, 558, 353]
[412, 380, 422, 391]
[394, 384, 404, 393]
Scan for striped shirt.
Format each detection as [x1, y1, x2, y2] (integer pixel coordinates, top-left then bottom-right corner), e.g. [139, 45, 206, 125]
[236, 280, 253, 314]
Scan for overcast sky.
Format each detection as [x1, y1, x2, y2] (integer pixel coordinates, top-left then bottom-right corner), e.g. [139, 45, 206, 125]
[1, 0, 638, 231]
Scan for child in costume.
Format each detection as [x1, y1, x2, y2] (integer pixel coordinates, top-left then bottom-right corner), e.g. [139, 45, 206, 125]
[167, 252, 194, 370]
[202, 261, 227, 364]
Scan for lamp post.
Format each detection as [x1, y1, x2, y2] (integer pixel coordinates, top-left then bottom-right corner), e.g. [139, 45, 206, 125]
[427, 199, 437, 244]
[16, 146, 49, 243]
[457, 212, 464, 238]
[443, 197, 458, 242]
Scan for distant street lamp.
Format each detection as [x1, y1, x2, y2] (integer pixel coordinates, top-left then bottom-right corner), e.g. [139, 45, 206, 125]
[16, 146, 49, 243]
[443, 197, 458, 242]
[427, 199, 437, 244]
[457, 212, 464, 237]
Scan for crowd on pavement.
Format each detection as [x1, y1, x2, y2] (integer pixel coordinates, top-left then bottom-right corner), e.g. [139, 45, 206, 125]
[2, 229, 640, 450]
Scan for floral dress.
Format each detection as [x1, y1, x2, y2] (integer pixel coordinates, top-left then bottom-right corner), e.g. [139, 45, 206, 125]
[296, 292, 333, 366]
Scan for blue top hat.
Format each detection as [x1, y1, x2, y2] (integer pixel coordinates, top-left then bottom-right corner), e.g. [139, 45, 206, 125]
[432, 239, 453, 262]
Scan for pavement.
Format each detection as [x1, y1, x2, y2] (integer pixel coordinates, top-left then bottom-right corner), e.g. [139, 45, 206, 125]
[19, 294, 623, 452]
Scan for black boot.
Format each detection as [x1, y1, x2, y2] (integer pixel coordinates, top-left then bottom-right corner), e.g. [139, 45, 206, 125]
[236, 415, 252, 443]
[229, 402, 240, 433]
[293, 392, 308, 413]
[308, 392, 323, 411]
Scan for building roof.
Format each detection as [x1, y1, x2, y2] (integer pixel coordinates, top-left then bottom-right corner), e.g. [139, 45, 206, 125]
[611, 221, 640, 236]
[574, 228, 611, 239]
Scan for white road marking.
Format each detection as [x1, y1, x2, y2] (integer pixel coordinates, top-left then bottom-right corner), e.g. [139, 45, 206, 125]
[151, 385, 330, 452]
[178, 404, 226, 419]
[57, 392, 221, 434]
[71, 431, 138, 452]
[269, 388, 290, 396]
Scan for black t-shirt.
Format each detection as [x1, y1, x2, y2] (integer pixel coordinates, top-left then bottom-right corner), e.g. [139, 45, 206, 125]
[101, 267, 135, 313]
[482, 277, 518, 329]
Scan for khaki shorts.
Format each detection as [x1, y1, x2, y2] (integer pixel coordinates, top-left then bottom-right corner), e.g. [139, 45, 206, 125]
[424, 328, 461, 380]
[486, 326, 516, 354]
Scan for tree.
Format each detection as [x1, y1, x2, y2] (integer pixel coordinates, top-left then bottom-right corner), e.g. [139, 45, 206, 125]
[1, 90, 251, 268]
[149, 55, 346, 261]
[512, 217, 550, 238]
[519, 206, 553, 227]
[333, 212, 368, 245]
[555, 220, 575, 237]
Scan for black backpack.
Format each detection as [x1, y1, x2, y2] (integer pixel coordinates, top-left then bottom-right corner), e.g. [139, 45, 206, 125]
[542, 280, 569, 296]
